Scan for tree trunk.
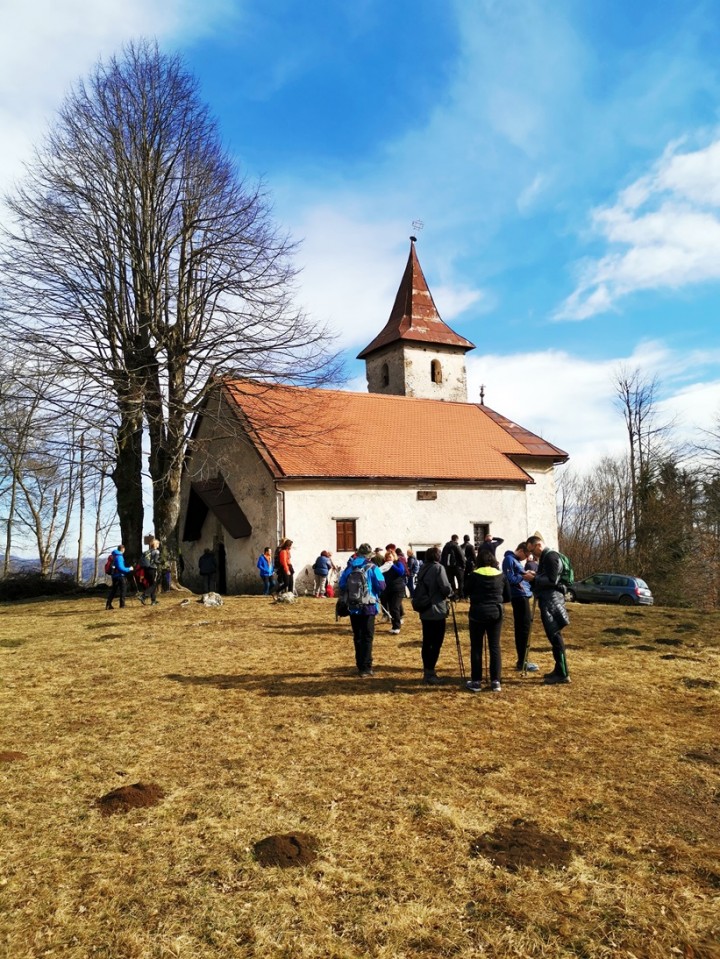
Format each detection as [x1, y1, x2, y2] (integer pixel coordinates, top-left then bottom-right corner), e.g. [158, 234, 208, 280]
[111, 409, 144, 561]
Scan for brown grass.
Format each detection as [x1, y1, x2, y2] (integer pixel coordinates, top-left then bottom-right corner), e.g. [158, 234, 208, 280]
[0, 593, 719, 958]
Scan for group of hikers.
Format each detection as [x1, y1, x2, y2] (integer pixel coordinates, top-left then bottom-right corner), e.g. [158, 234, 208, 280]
[104, 529, 571, 692]
[332, 533, 571, 691]
[105, 536, 169, 609]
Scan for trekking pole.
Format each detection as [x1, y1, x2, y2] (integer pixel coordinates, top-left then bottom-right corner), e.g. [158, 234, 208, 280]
[449, 598, 466, 679]
[522, 597, 537, 676]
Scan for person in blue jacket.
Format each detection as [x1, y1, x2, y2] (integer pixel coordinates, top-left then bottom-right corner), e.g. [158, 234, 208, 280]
[338, 543, 385, 677]
[502, 543, 539, 672]
[105, 545, 134, 609]
[256, 547, 274, 595]
[312, 550, 335, 596]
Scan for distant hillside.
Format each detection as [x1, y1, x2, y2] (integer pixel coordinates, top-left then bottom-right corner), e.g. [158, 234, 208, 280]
[0, 555, 102, 580]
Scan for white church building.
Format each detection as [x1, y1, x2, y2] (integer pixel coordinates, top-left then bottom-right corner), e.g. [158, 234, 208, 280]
[178, 238, 568, 593]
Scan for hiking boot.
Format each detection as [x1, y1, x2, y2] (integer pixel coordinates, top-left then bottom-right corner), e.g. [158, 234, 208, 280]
[424, 671, 441, 685]
[390, 628, 401, 635]
[151, 601, 159, 606]
[491, 680, 502, 693]
[105, 605, 114, 610]
[517, 662, 539, 672]
[138, 595, 147, 605]
[359, 670, 375, 678]
[543, 672, 571, 685]
[466, 680, 482, 693]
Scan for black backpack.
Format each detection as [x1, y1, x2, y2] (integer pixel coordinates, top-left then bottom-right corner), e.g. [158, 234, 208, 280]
[411, 566, 433, 613]
[342, 565, 373, 612]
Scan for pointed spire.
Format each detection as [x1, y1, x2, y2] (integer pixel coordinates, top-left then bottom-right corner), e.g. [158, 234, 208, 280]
[357, 237, 475, 359]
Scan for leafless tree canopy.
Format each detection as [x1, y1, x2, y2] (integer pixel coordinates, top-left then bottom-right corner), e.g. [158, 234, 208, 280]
[1, 39, 338, 557]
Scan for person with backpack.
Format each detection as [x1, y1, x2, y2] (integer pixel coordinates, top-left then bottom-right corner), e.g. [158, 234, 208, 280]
[413, 545, 452, 685]
[312, 550, 335, 597]
[139, 538, 161, 606]
[338, 542, 386, 677]
[441, 534, 466, 599]
[502, 542, 539, 673]
[465, 549, 508, 692]
[105, 545, 134, 609]
[525, 535, 571, 684]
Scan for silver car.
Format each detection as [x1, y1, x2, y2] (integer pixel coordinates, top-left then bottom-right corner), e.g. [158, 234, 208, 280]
[567, 573, 654, 606]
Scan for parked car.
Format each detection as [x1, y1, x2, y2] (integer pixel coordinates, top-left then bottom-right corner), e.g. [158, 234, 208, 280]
[566, 573, 654, 606]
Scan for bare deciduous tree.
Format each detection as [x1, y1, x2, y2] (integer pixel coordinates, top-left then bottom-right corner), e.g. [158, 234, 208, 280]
[1, 39, 338, 561]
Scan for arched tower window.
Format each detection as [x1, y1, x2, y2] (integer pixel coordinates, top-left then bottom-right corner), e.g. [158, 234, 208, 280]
[431, 359, 443, 384]
[381, 363, 390, 387]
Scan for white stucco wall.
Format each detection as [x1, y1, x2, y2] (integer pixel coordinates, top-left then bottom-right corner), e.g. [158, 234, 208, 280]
[282, 467, 559, 577]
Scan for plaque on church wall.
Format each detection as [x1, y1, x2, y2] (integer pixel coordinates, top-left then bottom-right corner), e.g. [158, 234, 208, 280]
[416, 490, 437, 501]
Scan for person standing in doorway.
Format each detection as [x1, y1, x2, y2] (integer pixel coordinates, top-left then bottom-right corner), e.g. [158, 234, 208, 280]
[198, 548, 217, 593]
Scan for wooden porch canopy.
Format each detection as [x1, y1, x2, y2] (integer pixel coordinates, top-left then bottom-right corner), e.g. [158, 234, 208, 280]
[182, 477, 252, 541]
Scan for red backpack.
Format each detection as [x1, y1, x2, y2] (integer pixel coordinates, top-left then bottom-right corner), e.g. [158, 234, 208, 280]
[104, 553, 116, 575]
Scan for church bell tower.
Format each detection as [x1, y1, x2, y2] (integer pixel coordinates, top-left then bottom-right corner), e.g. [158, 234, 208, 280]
[357, 237, 475, 402]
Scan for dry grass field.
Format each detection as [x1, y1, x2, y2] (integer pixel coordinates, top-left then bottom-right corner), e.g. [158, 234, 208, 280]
[1, 590, 719, 959]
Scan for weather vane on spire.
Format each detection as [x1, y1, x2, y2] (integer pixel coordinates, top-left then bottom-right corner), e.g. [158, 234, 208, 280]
[411, 219, 424, 243]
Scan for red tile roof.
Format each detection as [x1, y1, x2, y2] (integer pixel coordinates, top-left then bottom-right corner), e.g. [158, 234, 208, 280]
[222, 380, 567, 482]
[357, 239, 475, 359]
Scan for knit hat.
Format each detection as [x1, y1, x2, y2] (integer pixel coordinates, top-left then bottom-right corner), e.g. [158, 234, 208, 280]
[357, 543, 373, 556]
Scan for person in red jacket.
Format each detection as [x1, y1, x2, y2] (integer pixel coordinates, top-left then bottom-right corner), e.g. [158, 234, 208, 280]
[275, 539, 295, 595]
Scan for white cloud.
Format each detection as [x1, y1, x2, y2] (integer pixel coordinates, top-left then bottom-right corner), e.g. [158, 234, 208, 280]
[464, 339, 720, 474]
[558, 137, 720, 320]
[0, 0, 234, 192]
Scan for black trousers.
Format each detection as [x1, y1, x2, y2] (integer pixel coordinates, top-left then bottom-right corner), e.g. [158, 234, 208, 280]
[447, 566, 464, 598]
[511, 595, 532, 667]
[469, 609, 503, 682]
[143, 568, 158, 602]
[421, 617, 446, 672]
[386, 588, 404, 629]
[106, 576, 127, 608]
[350, 613, 375, 673]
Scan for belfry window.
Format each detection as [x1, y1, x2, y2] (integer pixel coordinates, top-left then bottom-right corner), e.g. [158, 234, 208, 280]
[381, 363, 390, 387]
[431, 359, 443, 384]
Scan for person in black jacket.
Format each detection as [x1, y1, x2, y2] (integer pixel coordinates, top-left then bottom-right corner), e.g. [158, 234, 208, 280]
[465, 549, 507, 692]
[526, 535, 570, 684]
[441, 534, 466, 598]
[414, 546, 452, 684]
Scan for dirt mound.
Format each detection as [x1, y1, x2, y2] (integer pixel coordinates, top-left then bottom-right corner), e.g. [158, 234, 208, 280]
[96, 782, 165, 815]
[0, 750, 27, 762]
[683, 678, 718, 690]
[685, 747, 720, 767]
[469, 818, 576, 872]
[603, 627, 641, 636]
[253, 832, 319, 868]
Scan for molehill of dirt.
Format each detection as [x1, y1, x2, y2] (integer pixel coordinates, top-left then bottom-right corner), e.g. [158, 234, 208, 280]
[0, 751, 27, 762]
[470, 818, 576, 872]
[253, 832, 319, 868]
[96, 782, 165, 816]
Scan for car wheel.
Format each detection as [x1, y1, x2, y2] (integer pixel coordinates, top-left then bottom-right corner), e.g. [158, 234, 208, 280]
[619, 595, 635, 606]
[566, 589, 577, 603]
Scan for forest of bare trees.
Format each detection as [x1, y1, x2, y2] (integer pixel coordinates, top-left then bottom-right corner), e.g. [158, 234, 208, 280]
[558, 367, 720, 609]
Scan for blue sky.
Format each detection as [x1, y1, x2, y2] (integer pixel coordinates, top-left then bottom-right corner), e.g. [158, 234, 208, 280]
[3, 0, 720, 472]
